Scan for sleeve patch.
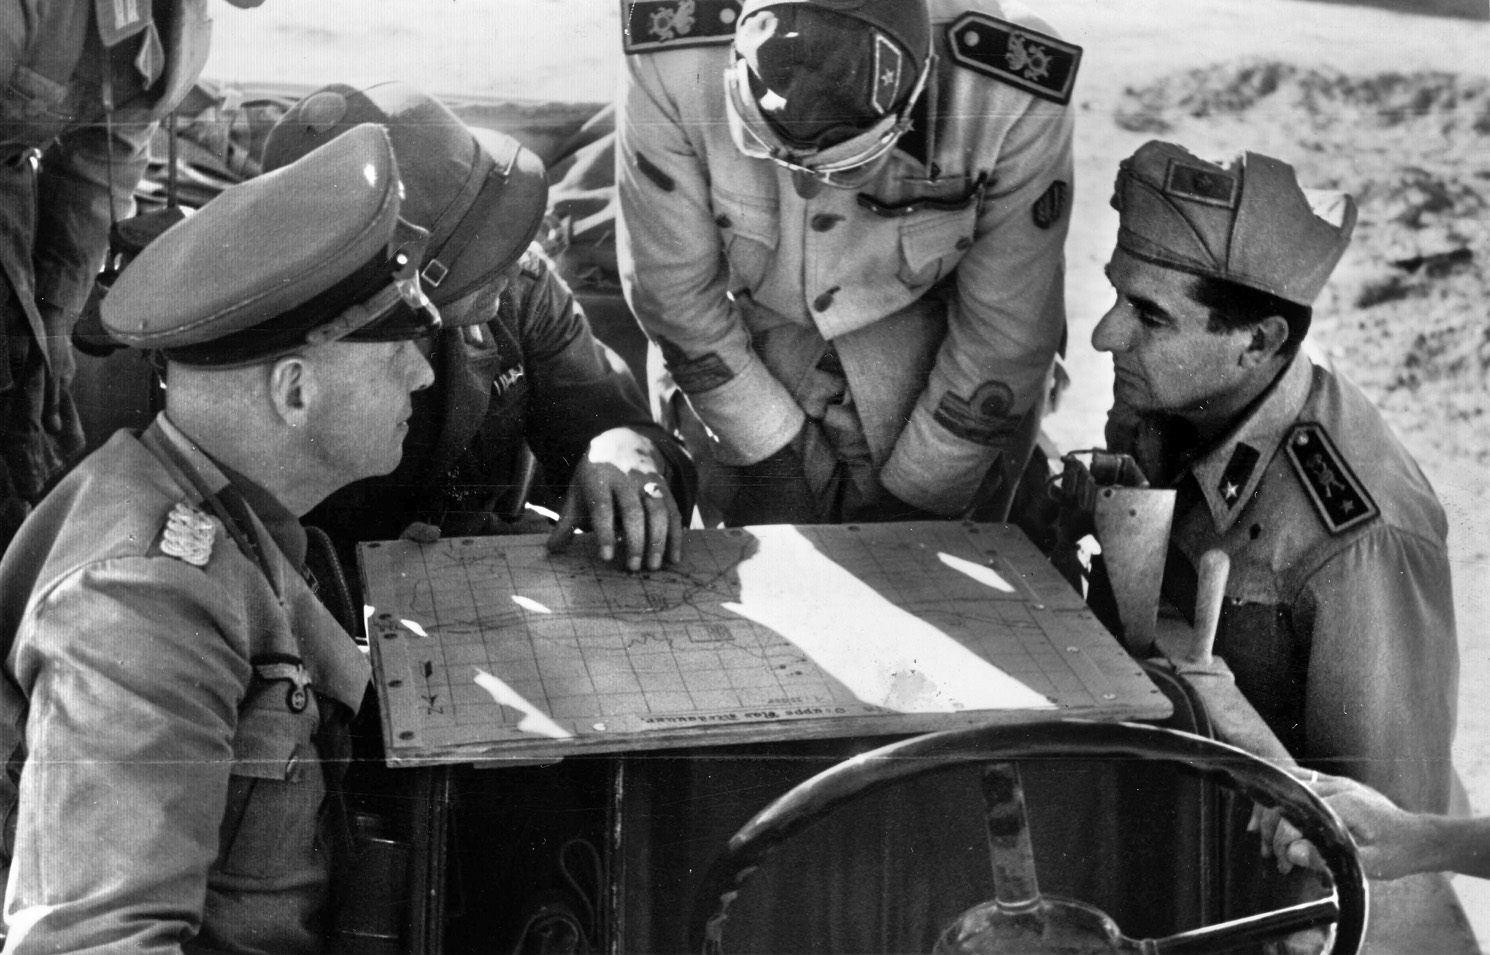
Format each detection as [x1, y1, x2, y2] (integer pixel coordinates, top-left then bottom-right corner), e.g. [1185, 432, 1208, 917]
[621, 0, 741, 54]
[1284, 423, 1380, 534]
[635, 151, 676, 192]
[946, 12, 1082, 105]
[1031, 180, 1068, 229]
[933, 382, 1022, 446]
[656, 335, 734, 394]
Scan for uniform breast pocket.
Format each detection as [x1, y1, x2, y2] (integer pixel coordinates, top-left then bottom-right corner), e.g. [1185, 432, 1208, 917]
[896, 205, 978, 289]
[710, 186, 779, 290]
[216, 707, 326, 880]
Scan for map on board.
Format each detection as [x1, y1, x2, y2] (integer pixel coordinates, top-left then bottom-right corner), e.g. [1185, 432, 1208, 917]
[360, 522, 1170, 763]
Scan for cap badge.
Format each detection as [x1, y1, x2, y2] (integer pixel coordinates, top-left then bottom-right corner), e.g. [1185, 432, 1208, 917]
[1163, 159, 1239, 209]
[161, 502, 216, 567]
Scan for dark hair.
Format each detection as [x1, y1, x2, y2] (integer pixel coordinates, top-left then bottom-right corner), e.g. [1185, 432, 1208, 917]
[1191, 275, 1312, 358]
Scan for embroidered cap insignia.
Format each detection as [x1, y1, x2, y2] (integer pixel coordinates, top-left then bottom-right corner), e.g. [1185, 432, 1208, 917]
[160, 502, 216, 567]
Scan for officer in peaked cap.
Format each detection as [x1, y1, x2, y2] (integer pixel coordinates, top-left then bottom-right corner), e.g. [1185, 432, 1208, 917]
[0, 124, 436, 955]
[616, 0, 1079, 527]
[1094, 140, 1458, 818]
[260, 81, 695, 576]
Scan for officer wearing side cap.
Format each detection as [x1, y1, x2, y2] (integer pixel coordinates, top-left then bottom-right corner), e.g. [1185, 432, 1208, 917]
[0, 124, 435, 955]
[1093, 140, 1458, 816]
[0, 0, 265, 552]
[617, 0, 1077, 525]
[261, 82, 695, 574]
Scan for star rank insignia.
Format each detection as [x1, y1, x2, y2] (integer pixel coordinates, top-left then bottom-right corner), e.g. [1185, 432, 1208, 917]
[1284, 423, 1380, 534]
[622, 0, 741, 54]
[1217, 443, 1260, 508]
[159, 502, 216, 567]
[946, 12, 1083, 105]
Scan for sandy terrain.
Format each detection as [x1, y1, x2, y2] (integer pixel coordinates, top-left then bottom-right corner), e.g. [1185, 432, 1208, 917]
[203, 0, 1490, 939]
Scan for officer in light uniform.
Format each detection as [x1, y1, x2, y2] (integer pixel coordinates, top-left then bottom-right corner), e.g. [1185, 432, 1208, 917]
[0, 125, 435, 954]
[1094, 140, 1459, 816]
[617, 0, 1077, 524]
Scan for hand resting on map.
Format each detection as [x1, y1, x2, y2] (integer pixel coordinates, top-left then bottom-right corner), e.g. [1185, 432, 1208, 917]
[547, 426, 683, 572]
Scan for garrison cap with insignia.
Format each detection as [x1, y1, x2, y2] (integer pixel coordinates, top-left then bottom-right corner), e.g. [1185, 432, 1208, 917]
[262, 83, 549, 321]
[1111, 141, 1358, 307]
[623, 0, 743, 53]
[1284, 423, 1379, 534]
[947, 12, 1082, 105]
[102, 124, 442, 366]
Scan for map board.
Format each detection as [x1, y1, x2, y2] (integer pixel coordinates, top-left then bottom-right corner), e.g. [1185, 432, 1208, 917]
[360, 522, 1170, 764]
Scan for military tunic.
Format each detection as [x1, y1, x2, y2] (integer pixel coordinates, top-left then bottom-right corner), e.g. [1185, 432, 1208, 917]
[1108, 353, 1458, 813]
[617, 0, 1074, 517]
[0, 414, 369, 954]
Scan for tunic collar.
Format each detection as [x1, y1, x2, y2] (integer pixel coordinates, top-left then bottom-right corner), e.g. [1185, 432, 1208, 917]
[1186, 352, 1315, 533]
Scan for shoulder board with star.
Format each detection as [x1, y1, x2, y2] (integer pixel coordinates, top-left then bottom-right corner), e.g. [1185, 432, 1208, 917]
[1283, 422, 1380, 535]
[622, 0, 741, 54]
[149, 501, 218, 567]
[946, 12, 1082, 105]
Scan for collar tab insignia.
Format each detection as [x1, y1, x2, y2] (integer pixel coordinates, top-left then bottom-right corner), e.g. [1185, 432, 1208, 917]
[1284, 423, 1379, 534]
[1217, 442, 1260, 508]
[160, 502, 216, 567]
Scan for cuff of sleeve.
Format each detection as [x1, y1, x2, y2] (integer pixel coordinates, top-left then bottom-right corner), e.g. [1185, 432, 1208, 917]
[686, 356, 806, 466]
[880, 409, 1003, 516]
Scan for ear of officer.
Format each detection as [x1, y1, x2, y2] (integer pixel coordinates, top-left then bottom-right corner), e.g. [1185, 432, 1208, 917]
[99, 123, 439, 515]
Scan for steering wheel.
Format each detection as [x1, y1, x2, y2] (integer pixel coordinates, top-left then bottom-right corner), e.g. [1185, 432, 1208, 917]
[691, 720, 1367, 955]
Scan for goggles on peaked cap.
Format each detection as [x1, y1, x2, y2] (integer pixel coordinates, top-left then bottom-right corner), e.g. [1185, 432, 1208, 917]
[261, 82, 550, 324]
[725, 0, 932, 186]
[102, 124, 441, 367]
[1110, 141, 1357, 307]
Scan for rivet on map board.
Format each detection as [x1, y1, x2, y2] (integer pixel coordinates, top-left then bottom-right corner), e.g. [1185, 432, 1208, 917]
[379, 612, 394, 620]
[1066, 646, 1080, 653]
[399, 731, 415, 740]
[846, 525, 860, 531]
[1103, 693, 1117, 700]
[383, 632, 397, 640]
[388, 680, 402, 687]
[368, 542, 381, 549]
[461, 538, 474, 545]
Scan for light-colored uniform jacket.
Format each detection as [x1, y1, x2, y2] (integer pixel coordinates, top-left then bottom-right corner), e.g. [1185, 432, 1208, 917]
[617, 0, 1074, 515]
[1108, 353, 1459, 814]
[0, 415, 370, 955]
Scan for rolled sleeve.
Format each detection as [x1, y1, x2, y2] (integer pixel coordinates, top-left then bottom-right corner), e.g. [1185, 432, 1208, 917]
[1299, 525, 1459, 814]
[5, 558, 248, 955]
[615, 53, 804, 465]
[881, 93, 1073, 513]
